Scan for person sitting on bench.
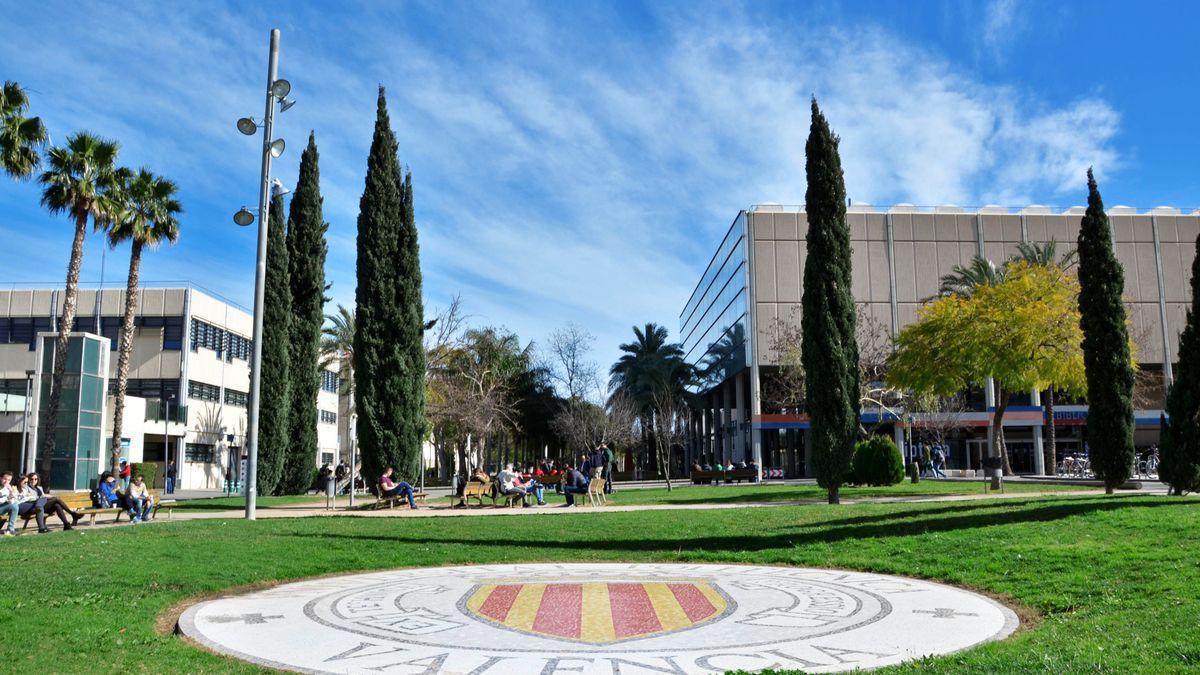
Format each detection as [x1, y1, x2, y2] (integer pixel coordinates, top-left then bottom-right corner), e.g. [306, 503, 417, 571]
[497, 464, 529, 506]
[378, 468, 418, 509]
[520, 465, 546, 506]
[561, 465, 588, 507]
[0, 471, 20, 537]
[12, 474, 49, 533]
[94, 472, 132, 515]
[27, 473, 81, 530]
[127, 475, 155, 523]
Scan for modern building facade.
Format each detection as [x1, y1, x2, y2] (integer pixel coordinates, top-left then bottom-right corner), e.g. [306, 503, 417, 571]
[0, 285, 344, 490]
[681, 204, 1197, 477]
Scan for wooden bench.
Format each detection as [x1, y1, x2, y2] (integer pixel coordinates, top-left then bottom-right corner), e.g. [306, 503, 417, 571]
[373, 484, 428, 509]
[580, 476, 607, 507]
[457, 479, 495, 508]
[726, 468, 758, 483]
[532, 473, 562, 487]
[5, 490, 176, 530]
[690, 470, 721, 485]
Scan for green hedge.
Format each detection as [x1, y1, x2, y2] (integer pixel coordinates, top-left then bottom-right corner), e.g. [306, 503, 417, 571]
[130, 462, 159, 490]
[848, 436, 904, 487]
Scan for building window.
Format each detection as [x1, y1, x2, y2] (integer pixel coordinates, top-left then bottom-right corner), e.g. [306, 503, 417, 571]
[227, 332, 251, 361]
[320, 409, 337, 425]
[185, 443, 214, 463]
[321, 370, 340, 393]
[188, 381, 221, 402]
[321, 452, 335, 466]
[113, 378, 181, 402]
[224, 388, 248, 408]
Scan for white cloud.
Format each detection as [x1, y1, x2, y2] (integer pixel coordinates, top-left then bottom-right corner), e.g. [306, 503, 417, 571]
[0, 2, 1123, 372]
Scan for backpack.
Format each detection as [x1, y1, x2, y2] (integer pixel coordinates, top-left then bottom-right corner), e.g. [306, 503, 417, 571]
[89, 487, 104, 508]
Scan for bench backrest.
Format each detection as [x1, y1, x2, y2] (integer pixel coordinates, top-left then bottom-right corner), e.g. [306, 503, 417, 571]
[587, 478, 605, 494]
[727, 468, 756, 479]
[464, 480, 492, 497]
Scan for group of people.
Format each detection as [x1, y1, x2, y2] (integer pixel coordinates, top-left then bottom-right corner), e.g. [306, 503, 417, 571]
[93, 469, 158, 523]
[0, 470, 85, 535]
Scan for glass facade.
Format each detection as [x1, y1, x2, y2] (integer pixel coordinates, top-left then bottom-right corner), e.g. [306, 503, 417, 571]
[679, 212, 750, 391]
[36, 334, 108, 490]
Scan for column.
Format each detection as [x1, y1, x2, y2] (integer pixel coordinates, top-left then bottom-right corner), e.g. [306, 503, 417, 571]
[976, 212, 996, 460]
[802, 427, 813, 478]
[723, 380, 734, 465]
[1151, 214, 1175, 388]
[734, 371, 746, 463]
[1031, 388, 1046, 475]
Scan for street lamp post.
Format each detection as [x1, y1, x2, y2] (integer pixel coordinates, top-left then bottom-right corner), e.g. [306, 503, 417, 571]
[235, 29, 293, 520]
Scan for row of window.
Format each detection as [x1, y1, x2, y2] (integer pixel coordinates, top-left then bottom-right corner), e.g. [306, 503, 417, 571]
[185, 443, 214, 463]
[188, 381, 221, 402]
[0, 315, 184, 351]
[320, 409, 337, 425]
[113, 378, 181, 402]
[225, 388, 248, 408]
[321, 370, 340, 393]
[190, 318, 252, 362]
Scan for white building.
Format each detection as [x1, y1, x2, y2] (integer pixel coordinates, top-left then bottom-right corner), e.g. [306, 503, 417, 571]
[0, 285, 344, 491]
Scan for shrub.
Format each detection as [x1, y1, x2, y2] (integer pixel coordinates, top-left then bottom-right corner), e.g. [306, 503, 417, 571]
[130, 462, 159, 490]
[848, 436, 904, 486]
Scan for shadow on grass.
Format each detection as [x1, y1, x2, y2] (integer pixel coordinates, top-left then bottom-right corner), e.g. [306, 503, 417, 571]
[286, 496, 1182, 554]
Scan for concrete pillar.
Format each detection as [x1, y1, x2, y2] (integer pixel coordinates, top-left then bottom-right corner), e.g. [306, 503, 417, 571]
[1031, 388, 1045, 475]
[734, 372, 746, 463]
[723, 380, 734, 465]
[1151, 214, 1175, 388]
[893, 423, 905, 460]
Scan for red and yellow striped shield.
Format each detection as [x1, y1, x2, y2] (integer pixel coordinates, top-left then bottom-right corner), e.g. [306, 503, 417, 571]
[463, 580, 728, 644]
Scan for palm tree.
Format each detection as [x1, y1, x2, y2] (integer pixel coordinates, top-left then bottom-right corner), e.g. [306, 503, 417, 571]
[0, 81, 48, 179]
[1012, 238, 1077, 475]
[37, 132, 124, 463]
[106, 169, 182, 472]
[937, 256, 1006, 298]
[609, 323, 691, 475]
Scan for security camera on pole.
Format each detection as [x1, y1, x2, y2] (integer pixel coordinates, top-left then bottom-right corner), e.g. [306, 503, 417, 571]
[232, 28, 295, 520]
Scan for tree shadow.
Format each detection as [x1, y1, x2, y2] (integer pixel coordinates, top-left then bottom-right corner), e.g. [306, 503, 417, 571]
[287, 496, 1185, 554]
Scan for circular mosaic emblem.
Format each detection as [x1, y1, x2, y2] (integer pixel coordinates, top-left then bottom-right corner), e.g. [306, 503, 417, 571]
[179, 563, 1017, 673]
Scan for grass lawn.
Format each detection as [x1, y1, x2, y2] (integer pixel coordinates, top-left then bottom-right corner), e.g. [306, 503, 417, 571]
[1, 494, 1196, 673]
[173, 495, 326, 511]
[605, 478, 1088, 505]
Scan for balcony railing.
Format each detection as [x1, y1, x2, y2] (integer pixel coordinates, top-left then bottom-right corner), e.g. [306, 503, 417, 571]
[145, 400, 187, 423]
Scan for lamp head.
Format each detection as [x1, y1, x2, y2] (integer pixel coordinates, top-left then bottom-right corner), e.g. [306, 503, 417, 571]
[268, 138, 286, 158]
[236, 117, 258, 136]
[233, 207, 255, 226]
[270, 79, 291, 98]
[279, 97, 296, 112]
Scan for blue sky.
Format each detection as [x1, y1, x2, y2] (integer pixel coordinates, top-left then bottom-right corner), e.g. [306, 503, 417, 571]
[1, 0, 1197, 372]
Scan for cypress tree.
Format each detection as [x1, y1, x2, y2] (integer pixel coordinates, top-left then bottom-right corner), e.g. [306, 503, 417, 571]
[395, 163, 426, 482]
[1160, 224, 1200, 494]
[355, 87, 424, 484]
[257, 193, 291, 496]
[280, 133, 329, 494]
[1076, 168, 1135, 494]
[800, 98, 860, 504]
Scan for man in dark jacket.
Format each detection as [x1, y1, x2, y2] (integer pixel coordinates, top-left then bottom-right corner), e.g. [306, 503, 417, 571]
[561, 465, 588, 507]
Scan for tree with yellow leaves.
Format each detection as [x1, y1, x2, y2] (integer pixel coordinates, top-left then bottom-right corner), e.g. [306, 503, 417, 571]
[888, 262, 1109, 475]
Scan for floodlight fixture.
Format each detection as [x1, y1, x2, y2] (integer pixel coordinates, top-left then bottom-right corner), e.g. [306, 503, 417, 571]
[271, 179, 290, 197]
[270, 78, 291, 98]
[279, 97, 296, 112]
[233, 207, 255, 226]
[236, 117, 259, 135]
[268, 138, 286, 157]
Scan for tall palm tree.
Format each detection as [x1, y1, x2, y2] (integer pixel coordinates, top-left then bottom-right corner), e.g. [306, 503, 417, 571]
[37, 132, 124, 463]
[106, 169, 182, 472]
[0, 81, 48, 179]
[609, 323, 691, 474]
[1012, 238, 1077, 475]
[320, 304, 357, 423]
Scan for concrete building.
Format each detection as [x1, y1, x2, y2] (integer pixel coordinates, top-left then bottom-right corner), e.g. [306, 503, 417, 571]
[681, 204, 1197, 477]
[0, 285, 344, 490]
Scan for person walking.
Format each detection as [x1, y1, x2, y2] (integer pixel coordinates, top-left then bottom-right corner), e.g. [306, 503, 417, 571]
[601, 443, 615, 494]
[932, 446, 947, 478]
[118, 459, 132, 491]
[165, 460, 177, 495]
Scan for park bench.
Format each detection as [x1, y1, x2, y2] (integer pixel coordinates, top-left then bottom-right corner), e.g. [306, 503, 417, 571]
[458, 479, 495, 508]
[582, 476, 607, 506]
[690, 470, 721, 485]
[3, 490, 176, 530]
[372, 483, 428, 509]
[726, 468, 758, 483]
[534, 473, 561, 487]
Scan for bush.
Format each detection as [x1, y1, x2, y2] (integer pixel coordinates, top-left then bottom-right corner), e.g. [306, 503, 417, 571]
[848, 436, 904, 486]
[131, 462, 159, 490]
